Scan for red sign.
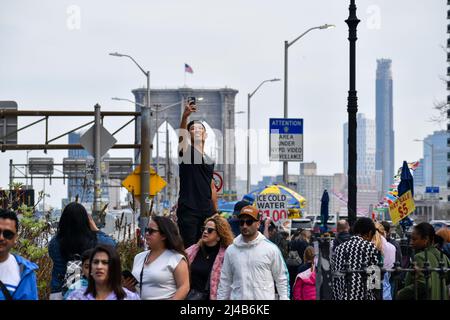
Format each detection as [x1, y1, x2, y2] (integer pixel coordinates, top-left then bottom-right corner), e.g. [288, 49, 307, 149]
[213, 171, 223, 195]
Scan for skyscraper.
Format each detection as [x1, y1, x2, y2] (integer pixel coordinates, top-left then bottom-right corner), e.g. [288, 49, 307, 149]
[423, 130, 448, 187]
[375, 59, 395, 195]
[344, 113, 376, 176]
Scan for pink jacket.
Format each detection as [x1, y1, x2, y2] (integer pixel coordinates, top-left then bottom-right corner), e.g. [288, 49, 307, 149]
[186, 244, 226, 300]
[293, 268, 316, 300]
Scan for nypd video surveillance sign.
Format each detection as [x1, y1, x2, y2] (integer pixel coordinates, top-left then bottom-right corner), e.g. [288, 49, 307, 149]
[269, 118, 303, 161]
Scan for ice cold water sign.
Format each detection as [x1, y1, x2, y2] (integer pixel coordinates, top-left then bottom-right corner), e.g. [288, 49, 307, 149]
[256, 193, 289, 223]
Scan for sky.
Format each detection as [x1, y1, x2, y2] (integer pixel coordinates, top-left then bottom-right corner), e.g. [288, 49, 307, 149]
[0, 0, 447, 208]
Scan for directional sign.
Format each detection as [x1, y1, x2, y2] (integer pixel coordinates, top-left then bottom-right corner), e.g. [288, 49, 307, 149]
[269, 118, 303, 161]
[389, 190, 415, 225]
[425, 186, 439, 194]
[121, 165, 167, 197]
[80, 124, 117, 158]
[213, 171, 224, 195]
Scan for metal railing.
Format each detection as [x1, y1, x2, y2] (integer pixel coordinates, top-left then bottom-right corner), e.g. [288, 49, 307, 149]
[314, 236, 450, 300]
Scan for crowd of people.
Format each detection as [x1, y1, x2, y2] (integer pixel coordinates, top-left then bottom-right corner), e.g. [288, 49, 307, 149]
[1, 201, 450, 301]
[1, 103, 450, 301]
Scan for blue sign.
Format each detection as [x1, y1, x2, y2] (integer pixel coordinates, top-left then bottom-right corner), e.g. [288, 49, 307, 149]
[269, 118, 303, 162]
[425, 186, 439, 194]
[269, 118, 303, 134]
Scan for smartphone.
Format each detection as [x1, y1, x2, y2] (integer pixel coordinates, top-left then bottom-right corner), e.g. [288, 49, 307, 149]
[187, 96, 196, 106]
[122, 270, 138, 284]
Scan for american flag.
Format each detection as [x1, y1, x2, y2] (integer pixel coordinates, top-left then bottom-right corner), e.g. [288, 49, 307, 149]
[185, 63, 193, 74]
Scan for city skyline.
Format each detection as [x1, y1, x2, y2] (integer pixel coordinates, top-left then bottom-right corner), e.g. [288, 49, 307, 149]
[375, 58, 395, 196]
[0, 1, 446, 208]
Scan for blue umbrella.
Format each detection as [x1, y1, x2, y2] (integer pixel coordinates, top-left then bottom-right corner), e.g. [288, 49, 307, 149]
[397, 160, 414, 229]
[397, 160, 414, 197]
[320, 189, 329, 233]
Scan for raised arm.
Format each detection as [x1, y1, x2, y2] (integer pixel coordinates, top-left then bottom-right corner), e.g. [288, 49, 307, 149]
[178, 103, 196, 153]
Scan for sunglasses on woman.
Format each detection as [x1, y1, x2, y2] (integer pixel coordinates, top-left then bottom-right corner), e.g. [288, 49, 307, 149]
[201, 226, 216, 234]
[144, 227, 160, 235]
[0, 229, 16, 240]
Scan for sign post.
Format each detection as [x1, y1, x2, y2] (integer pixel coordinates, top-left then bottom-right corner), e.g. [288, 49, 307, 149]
[269, 118, 303, 162]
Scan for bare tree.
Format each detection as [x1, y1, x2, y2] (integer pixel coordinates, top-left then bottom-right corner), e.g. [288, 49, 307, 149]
[430, 45, 449, 126]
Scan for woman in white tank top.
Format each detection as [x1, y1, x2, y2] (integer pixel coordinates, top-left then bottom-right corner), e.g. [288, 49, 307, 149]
[125, 216, 190, 300]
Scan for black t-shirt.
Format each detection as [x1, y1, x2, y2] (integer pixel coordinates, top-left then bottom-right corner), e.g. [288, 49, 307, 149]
[178, 145, 215, 212]
[190, 244, 220, 294]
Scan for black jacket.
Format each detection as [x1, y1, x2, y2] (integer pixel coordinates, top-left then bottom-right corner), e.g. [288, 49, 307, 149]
[332, 232, 351, 252]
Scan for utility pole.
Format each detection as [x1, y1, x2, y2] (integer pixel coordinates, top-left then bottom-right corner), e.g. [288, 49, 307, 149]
[139, 71, 151, 232]
[93, 103, 102, 225]
[155, 104, 160, 214]
[165, 119, 169, 209]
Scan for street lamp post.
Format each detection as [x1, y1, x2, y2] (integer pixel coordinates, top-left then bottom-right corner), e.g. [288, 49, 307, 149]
[225, 109, 246, 200]
[346, 0, 360, 228]
[345, 0, 360, 226]
[109, 52, 151, 231]
[283, 23, 335, 186]
[247, 79, 280, 194]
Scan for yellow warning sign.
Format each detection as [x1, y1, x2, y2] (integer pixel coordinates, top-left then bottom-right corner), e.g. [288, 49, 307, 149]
[121, 165, 167, 197]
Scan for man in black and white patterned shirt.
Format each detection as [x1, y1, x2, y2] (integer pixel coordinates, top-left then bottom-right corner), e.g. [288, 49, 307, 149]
[331, 217, 380, 300]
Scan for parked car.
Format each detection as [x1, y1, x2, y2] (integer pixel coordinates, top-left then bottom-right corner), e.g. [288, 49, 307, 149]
[313, 214, 337, 234]
[291, 218, 313, 233]
[303, 214, 317, 223]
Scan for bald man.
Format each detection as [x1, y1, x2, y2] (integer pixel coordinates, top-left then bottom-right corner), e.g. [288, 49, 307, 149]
[332, 219, 351, 253]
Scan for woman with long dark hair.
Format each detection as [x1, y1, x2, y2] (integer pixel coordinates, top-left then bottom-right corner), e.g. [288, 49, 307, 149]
[397, 222, 450, 300]
[185, 214, 234, 300]
[48, 202, 116, 299]
[67, 245, 139, 300]
[124, 216, 190, 300]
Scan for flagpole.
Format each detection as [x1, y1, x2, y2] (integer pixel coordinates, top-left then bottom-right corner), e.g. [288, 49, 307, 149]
[184, 70, 186, 87]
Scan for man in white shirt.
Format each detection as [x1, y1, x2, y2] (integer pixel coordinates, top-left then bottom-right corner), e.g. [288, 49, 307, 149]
[217, 205, 289, 300]
[0, 209, 38, 300]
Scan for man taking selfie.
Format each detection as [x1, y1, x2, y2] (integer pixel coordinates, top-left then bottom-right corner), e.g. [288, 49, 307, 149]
[177, 97, 218, 248]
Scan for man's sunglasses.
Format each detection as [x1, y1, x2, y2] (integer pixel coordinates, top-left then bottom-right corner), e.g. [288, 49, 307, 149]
[144, 227, 160, 235]
[0, 229, 16, 240]
[239, 219, 256, 226]
[201, 226, 216, 234]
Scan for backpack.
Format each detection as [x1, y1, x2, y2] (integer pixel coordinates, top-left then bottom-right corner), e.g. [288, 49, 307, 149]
[286, 249, 302, 267]
[61, 254, 83, 295]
